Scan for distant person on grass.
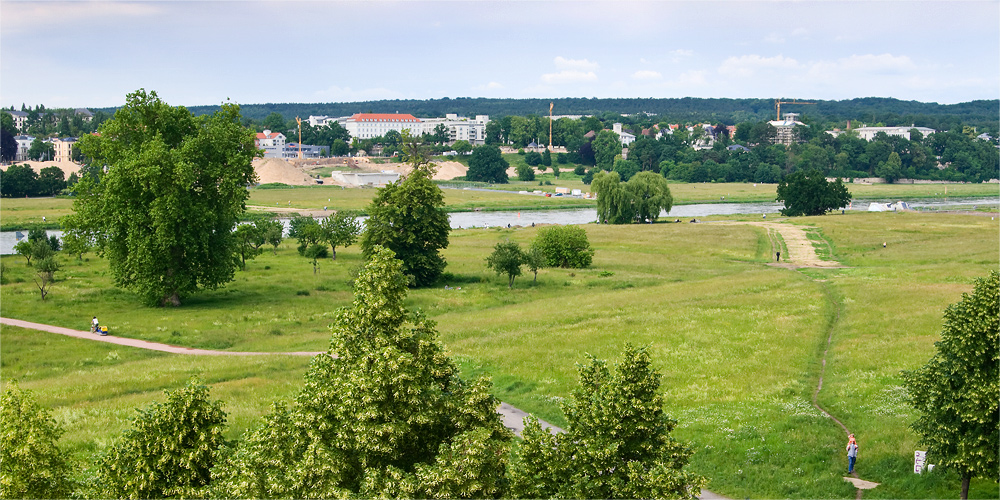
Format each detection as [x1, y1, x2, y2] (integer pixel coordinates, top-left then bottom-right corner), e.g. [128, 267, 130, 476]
[847, 434, 859, 473]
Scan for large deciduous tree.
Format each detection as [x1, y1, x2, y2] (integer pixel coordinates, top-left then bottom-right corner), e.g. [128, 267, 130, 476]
[467, 145, 509, 183]
[775, 169, 851, 216]
[903, 271, 998, 500]
[63, 89, 259, 306]
[592, 130, 622, 171]
[211, 247, 511, 498]
[593, 170, 673, 224]
[361, 134, 450, 286]
[508, 345, 706, 499]
[0, 383, 73, 499]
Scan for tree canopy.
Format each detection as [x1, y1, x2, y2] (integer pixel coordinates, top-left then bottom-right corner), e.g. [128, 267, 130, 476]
[486, 240, 526, 289]
[534, 225, 594, 268]
[903, 271, 998, 500]
[593, 170, 673, 224]
[361, 135, 450, 286]
[467, 145, 509, 183]
[775, 169, 851, 216]
[211, 247, 510, 498]
[63, 89, 259, 306]
[508, 345, 706, 498]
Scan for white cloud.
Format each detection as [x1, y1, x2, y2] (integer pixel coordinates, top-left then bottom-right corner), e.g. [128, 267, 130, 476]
[553, 56, 600, 71]
[474, 81, 504, 91]
[1, 1, 160, 34]
[541, 70, 598, 85]
[718, 54, 799, 77]
[312, 85, 404, 102]
[671, 49, 694, 58]
[806, 53, 918, 80]
[632, 70, 662, 80]
[764, 33, 785, 44]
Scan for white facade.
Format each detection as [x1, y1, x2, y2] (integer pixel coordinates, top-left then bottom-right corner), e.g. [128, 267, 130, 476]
[767, 113, 806, 146]
[14, 135, 34, 161]
[7, 111, 27, 132]
[345, 114, 423, 140]
[330, 171, 401, 187]
[853, 126, 936, 142]
[612, 123, 636, 146]
[256, 130, 289, 158]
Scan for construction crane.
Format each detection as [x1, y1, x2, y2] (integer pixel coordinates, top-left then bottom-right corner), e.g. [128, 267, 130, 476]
[774, 99, 815, 121]
[548, 102, 554, 150]
[295, 117, 303, 159]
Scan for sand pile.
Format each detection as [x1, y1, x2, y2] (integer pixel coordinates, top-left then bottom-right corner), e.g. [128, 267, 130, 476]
[254, 158, 315, 186]
[2, 161, 82, 177]
[360, 159, 468, 181]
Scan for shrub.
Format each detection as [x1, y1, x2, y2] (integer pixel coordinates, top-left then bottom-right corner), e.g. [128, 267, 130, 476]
[516, 164, 535, 182]
[94, 380, 227, 499]
[534, 226, 594, 268]
[0, 383, 72, 499]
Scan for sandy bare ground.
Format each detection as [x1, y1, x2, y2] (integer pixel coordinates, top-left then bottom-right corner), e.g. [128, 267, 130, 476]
[253, 158, 316, 186]
[357, 158, 468, 180]
[2, 160, 82, 176]
[730, 221, 843, 268]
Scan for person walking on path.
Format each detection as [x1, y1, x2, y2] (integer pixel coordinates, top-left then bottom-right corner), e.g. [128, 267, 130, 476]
[91, 316, 99, 334]
[846, 434, 859, 474]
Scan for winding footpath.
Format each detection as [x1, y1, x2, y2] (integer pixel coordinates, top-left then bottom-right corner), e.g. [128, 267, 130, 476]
[2, 221, 870, 499]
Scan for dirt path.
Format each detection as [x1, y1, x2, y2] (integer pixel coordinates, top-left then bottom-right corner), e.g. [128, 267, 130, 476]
[743, 221, 842, 268]
[3, 316, 724, 499]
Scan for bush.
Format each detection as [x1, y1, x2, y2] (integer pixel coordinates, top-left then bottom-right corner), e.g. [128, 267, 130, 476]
[0, 383, 72, 499]
[534, 225, 594, 268]
[516, 164, 535, 181]
[574, 165, 586, 176]
[94, 380, 226, 498]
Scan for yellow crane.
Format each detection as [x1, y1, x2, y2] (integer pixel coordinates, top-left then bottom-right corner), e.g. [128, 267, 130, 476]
[774, 99, 815, 121]
[295, 117, 303, 159]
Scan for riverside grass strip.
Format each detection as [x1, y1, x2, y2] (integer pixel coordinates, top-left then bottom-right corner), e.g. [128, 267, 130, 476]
[1, 212, 997, 498]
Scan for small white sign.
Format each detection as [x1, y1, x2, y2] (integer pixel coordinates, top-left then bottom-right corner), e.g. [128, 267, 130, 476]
[914, 450, 926, 474]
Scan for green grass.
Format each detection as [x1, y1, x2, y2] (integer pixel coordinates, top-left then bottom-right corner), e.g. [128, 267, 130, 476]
[0, 196, 75, 229]
[1, 213, 998, 498]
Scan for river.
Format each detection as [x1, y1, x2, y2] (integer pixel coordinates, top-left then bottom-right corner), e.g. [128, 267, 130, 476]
[2, 197, 996, 255]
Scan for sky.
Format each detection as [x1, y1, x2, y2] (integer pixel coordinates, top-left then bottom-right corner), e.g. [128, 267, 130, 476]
[2, 0, 998, 109]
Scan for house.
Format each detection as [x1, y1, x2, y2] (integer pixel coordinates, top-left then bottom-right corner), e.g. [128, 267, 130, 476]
[45, 137, 77, 162]
[420, 114, 490, 145]
[6, 110, 27, 132]
[727, 144, 750, 153]
[612, 123, 635, 146]
[75, 108, 94, 122]
[255, 129, 287, 157]
[13, 135, 34, 161]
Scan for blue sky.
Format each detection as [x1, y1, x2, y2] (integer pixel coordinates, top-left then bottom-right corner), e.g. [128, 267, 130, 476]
[2, 1, 998, 109]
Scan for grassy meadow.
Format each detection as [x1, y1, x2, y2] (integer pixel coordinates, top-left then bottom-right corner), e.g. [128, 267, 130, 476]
[2, 209, 997, 498]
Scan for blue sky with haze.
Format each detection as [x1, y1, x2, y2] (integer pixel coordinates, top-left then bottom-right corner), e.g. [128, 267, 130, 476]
[2, 1, 997, 109]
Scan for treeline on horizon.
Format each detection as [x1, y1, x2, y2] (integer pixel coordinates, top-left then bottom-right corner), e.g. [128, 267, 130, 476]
[115, 97, 1000, 134]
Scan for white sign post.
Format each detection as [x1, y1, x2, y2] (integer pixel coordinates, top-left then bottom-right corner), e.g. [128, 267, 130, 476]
[914, 451, 926, 474]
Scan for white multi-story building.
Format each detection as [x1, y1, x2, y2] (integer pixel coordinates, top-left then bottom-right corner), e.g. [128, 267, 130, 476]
[7, 111, 28, 132]
[344, 113, 423, 140]
[14, 135, 34, 161]
[854, 126, 935, 142]
[612, 123, 636, 146]
[309, 113, 490, 145]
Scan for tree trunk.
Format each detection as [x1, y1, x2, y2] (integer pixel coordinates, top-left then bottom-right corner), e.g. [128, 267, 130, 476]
[961, 475, 970, 500]
[161, 291, 181, 307]
[331, 246, 337, 260]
